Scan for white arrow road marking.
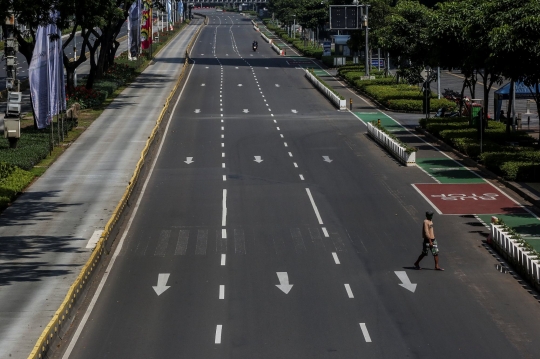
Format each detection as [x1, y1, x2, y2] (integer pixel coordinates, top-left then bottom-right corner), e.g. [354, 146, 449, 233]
[184, 157, 194, 164]
[243, 109, 249, 113]
[215, 325, 223, 344]
[322, 156, 333, 163]
[254, 156, 263, 163]
[291, 109, 297, 113]
[276, 272, 293, 294]
[153, 273, 171, 296]
[194, 109, 200, 113]
[394, 271, 417, 293]
[345, 284, 354, 298]
[359, 323, 372, 342]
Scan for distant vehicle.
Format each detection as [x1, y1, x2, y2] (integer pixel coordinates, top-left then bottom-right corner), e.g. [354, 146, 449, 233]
[216, 8, 223, 12]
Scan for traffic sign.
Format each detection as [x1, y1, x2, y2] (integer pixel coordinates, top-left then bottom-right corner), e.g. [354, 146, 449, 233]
[330, 5, 362, 30]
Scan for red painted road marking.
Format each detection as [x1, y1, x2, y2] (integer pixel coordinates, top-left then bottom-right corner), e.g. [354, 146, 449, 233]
[413, 183, 526, 215]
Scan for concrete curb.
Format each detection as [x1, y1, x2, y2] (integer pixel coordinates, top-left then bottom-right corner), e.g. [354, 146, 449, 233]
[26, 20, 204, 359]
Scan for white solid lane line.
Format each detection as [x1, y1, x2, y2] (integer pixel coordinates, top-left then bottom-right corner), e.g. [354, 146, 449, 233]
[215, 325, 223, 344]
[344, 284, 354, 298]
[359, 323, 372, 342]
[332, 252, 340, 264]
[219, 285, 225, 299]
[305, 188, 324, 225]
[221, 254, 226, 265]
[222, 189, 227, 227]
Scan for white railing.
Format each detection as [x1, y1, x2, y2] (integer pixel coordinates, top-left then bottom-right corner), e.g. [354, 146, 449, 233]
[304, 69, 346, 110]
[491, 224, 540, 290]
[261, 32, 273, 44]
[366, 122, 416, 166]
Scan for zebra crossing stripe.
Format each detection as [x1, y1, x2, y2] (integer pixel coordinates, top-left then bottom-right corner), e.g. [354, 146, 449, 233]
[195, 229, 208, 255]
[154, 230, 171, 256]
[175, 230, 189, 255]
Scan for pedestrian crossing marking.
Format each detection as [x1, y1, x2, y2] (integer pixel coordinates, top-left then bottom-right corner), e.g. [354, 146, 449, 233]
[154, 230, 171, 256]
[290, 228, 306, 252]
[126, 227, 350, 257]
[195, 229, 208, 255]
[234, 229, 246, 254]
[175, 230, 189, 255]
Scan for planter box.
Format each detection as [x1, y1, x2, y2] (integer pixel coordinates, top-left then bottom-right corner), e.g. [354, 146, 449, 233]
[261, 32, 273, 44]
[271, 42, 285, 56]
[366, 122, 416, 166]
[491, 224, 540, 291]
[304, 69, 346, 110]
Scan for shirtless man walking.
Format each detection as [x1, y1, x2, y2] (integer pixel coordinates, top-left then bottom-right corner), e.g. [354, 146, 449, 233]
[414, 211, 444, 271]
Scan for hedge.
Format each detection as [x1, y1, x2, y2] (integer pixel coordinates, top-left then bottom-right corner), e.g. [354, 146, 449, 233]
[0, 162, 34, 209]
[423, 117, 540, 181]
[0, 129, 51, 170]
[337, 65, 456, 112]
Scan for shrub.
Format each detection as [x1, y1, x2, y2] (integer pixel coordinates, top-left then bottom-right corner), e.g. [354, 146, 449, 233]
[0, 166, 34, 201]
[67, 86, 102, 109]
[0, 129, 50, 170]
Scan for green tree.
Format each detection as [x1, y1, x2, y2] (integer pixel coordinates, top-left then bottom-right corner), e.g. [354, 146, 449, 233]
[374, 0, 433, 83]
[489, 0, 540, 133]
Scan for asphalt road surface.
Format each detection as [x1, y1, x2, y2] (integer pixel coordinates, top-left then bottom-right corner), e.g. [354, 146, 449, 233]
[58, 12, 540, 359]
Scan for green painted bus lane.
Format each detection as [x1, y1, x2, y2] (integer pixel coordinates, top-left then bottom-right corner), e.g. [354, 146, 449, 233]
[354, 111, 402, 132]
[416, 157, 485, 184]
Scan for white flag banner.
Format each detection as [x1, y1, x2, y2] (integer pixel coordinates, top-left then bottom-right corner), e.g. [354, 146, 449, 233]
[29, 12, 65, 129]
[167, 0, 173, 30]
[29, 23, 50, 128]
[127, 0, 141, 60]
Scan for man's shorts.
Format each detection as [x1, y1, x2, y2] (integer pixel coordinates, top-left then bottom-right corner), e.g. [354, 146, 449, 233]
[422, 239, 439, 256]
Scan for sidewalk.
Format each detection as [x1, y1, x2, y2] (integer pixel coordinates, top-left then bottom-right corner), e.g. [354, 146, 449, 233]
[0, 19, 201, 359]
